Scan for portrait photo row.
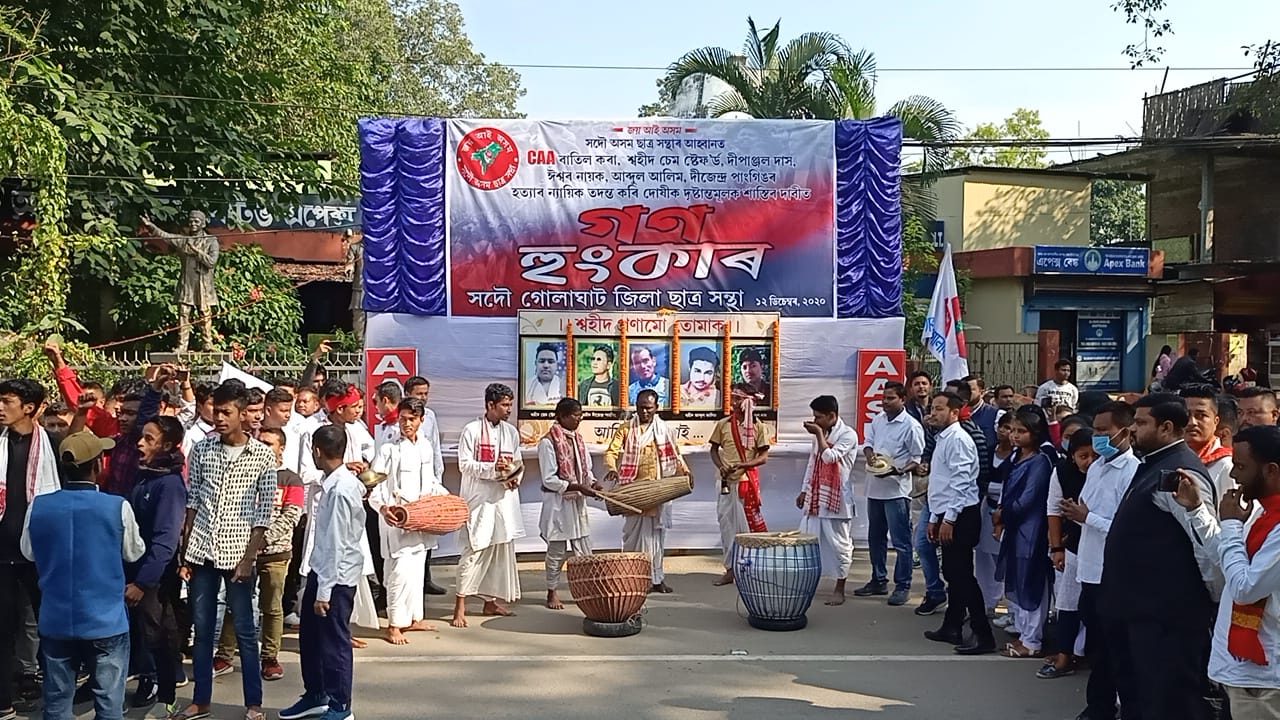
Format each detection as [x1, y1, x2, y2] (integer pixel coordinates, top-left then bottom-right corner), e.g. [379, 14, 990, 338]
[516, 311, 781, 445]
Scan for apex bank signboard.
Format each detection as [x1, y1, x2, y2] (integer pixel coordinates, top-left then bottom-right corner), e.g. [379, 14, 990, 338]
[1032, 246, 1149, 277]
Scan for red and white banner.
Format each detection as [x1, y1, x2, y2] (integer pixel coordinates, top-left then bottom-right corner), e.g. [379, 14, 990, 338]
[364, 348, 418, 430]
[855, 349, 907, 440]
[922, 243, 969, 383]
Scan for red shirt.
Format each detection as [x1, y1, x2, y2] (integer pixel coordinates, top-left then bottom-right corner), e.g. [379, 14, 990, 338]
[54, 366, 119, 439]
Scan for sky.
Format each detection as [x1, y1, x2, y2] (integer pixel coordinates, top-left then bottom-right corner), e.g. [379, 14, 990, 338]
[452, 0, 1277, 163]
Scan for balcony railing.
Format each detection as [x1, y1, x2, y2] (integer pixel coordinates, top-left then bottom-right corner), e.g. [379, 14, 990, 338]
[1143, 77, 1258, 139]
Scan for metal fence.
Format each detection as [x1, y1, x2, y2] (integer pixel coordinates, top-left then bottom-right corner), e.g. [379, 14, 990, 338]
[915, 341, 1039, 390]
[70, 350, 366, 384]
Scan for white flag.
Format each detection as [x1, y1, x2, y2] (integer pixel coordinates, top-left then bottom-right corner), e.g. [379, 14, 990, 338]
[921, 244, 970, 384]
[218, 362, 274, 393]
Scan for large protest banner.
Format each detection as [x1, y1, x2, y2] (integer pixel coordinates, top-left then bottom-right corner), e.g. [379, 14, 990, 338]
[447, 120, 836, 318]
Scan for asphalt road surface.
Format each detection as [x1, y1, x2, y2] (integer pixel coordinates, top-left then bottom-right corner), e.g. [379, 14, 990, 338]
[27, 554, 1087, 720]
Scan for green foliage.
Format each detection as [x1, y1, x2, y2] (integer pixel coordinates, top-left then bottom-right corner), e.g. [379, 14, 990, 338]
[949, 108, 1050, 169]
[1091, 180, 1148, 245]
[1234, 40, 1280, 134]
[0, 333, 120, 399]
[637, 78, 677, 117]
[1112, 0, 1173, 67]
[728, 344, 771, 386]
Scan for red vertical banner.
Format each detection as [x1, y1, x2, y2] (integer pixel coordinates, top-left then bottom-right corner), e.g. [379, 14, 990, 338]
[364, 348, 419, 431]
[855, 350, 907, 440]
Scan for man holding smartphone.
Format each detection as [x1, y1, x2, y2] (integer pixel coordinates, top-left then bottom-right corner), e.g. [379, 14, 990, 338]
[1097, 393, 1217, 720]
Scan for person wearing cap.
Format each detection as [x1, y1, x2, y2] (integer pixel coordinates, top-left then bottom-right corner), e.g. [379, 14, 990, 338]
[22, 430, 144, 720]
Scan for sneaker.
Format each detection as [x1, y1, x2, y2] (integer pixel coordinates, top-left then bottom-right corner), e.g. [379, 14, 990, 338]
[212, 657, 234, 677]
[18, 672, 40, 701]
[992, 614, 1015, 629]
[284, 613, 301, 628]
[852, 581, 888, 597]
[0, 707, 17, 720]
[262, 659, 285, 682]
[914, 595, 947, 616]
[319, 706, 353, 720]
[146, 702, 179, 719]
[132, 677, 158, 708]
[887, 589, 910, 606]
[280, 693, 331, 720]
[174, 665, 189, 689]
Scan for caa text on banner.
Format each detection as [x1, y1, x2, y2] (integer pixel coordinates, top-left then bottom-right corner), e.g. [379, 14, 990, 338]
[446, 120, 836, 318]
[856, 350, 907, 440]
[364, 348, 418, 430]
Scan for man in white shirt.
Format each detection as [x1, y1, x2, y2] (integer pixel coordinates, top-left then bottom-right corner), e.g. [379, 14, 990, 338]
[452, 383, 525, 627]
[1035, 360, 1080, 412]
[1182, 385, 1235, 505]
[181, 382, 218, 457]
[537, 398, 602, 610]
[525, 343, 565, 407]
[367, 398, 447, 645]
[922, 391, 994, 655]
[855, 382, 924, 607]
[1058, 401, 1138, 720]
[796, 395, 859, 607]
[1176, 425, 1280, 720]
[280, 425, 366, 720]
[402, 376, 448, 597]
[372, 381, 403, 452]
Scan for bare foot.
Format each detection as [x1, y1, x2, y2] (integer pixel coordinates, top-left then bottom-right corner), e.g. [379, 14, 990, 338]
[712, 570, 734, 586]
[452, 596, 468, 627]
[386, 627, 409, 645]
[824, 592, 846, 606]
[450, 613, 468, 628]
[351, 637, 368, 649]
[482, 600, 515, 616]
[407, 619, 436, 632]
[546, 590, 564, 610]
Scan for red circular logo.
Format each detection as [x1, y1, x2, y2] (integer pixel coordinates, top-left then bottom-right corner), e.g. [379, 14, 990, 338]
[456, 127, 520, 191]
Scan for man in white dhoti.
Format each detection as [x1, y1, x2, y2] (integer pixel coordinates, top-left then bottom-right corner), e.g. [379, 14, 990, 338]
[368, 397, 448, 644]
[796, 394, 859, 606]
[298, 384, 379, 647]
[452, 383, 525, 627]
[538, 398, 603, 609]
[605, 389, 690, 594]
[709, 385, 771, 586]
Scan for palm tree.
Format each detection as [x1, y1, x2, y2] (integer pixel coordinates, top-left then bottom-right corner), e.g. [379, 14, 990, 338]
[662, 18, 849, 119]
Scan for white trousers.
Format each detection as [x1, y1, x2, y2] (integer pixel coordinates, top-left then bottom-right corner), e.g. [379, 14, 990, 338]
[622, 516, 666, 583]
[1011, 587, 1051, 652]
[716, 492, 750, 569]
[1053, 550, 1083, 612]
[799, 515, 852, 580]
[545, 537, 593, 590]
[975, 549, 1004, 612]
[352, 574, 380, 630]
[1225, 687, 1280, 720]
[456, 533, 521, 602]
[385, 550, 427, 628]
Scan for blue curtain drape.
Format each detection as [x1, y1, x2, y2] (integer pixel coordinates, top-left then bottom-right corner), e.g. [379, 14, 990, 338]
[834, 117, 903, 319]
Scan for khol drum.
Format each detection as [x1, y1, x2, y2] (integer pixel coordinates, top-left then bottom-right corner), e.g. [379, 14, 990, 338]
[566, 552, 650, 637]
[385, 495, 469, 535]
[599, 474, 693, 516]
[733, 531, 821, 631]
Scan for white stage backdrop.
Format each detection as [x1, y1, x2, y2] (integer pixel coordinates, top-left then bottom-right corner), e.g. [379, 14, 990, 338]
[365, 311, 905, 554]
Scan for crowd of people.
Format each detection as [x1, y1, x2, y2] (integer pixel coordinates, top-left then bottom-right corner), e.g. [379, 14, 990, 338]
[844, 358, 1280, 720]
[5, 338, 1280, 720]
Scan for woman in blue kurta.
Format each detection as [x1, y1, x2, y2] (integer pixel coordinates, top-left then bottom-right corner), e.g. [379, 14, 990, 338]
[993, 407, 1055, 658]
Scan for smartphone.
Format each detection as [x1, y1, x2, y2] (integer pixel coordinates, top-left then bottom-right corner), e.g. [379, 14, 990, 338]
[1158, 469, 1181, 493]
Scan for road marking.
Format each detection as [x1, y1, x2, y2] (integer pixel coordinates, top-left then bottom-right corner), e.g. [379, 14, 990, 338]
[352, 654, 1007, 664]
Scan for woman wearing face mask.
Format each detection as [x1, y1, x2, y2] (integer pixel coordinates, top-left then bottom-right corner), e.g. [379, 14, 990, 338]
[1039, 428, 1099, 679]
[993, 408, 1055, 658]
[127, 416, 189, 719]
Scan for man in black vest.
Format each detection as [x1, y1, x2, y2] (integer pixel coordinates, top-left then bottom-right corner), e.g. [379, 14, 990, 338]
[1099, 392, 1217, 720]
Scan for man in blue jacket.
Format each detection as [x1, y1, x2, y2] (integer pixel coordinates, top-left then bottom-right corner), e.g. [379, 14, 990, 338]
[22, 431, 145, 720]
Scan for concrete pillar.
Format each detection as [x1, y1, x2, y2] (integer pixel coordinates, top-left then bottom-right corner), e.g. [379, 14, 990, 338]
[1038, 329, 1060, 385]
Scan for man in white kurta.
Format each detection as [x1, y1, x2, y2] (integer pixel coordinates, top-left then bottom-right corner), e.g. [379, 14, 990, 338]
[604, 389, 689, 594]
[537, 398, 603, 609]
[796, 395, 859, 606]
[452, 383, 525, 627]
[368, 398, 447, 644]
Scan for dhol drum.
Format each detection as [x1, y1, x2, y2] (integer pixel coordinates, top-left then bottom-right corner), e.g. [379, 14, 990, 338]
[566, 552, 651, 637]
[385, 495, 469, 535]
[599, 475, 693, 516]
[732, 531, 822, 631]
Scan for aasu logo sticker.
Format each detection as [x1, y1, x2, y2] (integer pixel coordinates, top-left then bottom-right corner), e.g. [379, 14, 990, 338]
[456, 127, 519, 191]
[856, 350, 906, 440]
[364, 348, 418, 430]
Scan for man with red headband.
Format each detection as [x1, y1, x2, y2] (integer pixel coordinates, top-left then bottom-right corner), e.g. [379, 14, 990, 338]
[709, 384, 771, 587]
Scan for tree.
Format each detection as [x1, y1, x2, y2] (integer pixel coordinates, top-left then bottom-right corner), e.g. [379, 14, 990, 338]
[660, 17, 849, 119]
[1112, 0, 1173, 67]
[1091, 180, 1147, 245]
[948, 108, 1050, 168]
[637, 78, 677, 117]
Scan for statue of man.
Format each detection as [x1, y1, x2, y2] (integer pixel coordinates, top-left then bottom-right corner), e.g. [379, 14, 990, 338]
[344, 229, 365, 345]
[141, 210, 219, 352]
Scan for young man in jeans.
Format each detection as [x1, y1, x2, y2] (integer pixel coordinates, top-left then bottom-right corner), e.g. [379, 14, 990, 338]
[23, 430, 144, 720]
[177, 382, 278, 720]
